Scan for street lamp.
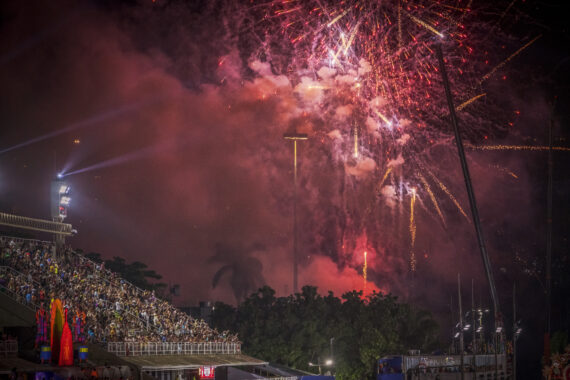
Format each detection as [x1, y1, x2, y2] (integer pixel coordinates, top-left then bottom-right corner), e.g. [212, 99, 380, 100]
[283, 132, 308, 294]
[308, 359, 334, 375]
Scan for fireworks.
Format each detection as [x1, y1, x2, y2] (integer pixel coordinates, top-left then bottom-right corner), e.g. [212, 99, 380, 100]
[228, 0, 541, 283]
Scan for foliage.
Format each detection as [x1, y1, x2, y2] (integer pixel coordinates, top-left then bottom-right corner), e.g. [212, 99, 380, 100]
[550, 331, 568, 354]
[211, 285, 440, 380]
[83, 252, 167, 293]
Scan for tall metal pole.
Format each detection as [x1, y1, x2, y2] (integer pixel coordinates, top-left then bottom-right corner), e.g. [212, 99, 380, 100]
[472, 279, 477, 380]
[472, 279, 476, 354]
[546, 113, 553, 336]
[435, 44, 501, 325]
[458, 274, 465, 380]
[543, 109, 554, 365]
[284, 133, 308, 294]
[513, 282, 517, 380]
[294, 139, 298, 294]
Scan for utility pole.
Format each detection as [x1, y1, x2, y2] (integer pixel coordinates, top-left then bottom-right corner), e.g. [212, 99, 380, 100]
[471, 279, 476, 354]
[458, 274, 464, 380]
[545, 104, 554, 364]
[284, 132, 308, 294]
[513, 282, 517, 380]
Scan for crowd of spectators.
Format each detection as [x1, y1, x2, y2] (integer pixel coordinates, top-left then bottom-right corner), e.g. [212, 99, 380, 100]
[0, 236, 239, 345]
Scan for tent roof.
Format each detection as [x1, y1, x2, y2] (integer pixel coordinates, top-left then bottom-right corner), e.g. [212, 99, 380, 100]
[121, 353, 267, 371]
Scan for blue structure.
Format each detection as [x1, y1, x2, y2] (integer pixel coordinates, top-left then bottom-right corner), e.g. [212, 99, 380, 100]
[377, 356, 404, 380]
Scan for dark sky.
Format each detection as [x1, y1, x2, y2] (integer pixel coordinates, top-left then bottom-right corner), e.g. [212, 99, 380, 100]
[0, 1, 568, 375]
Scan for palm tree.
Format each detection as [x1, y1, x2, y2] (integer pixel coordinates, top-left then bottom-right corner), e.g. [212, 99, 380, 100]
[211, 243, 266, 303]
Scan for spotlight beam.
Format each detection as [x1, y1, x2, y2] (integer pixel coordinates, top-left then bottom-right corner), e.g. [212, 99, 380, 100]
[0, 98, 161, 155]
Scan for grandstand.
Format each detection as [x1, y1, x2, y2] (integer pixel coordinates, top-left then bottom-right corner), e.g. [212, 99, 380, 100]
[0, 212, 266, 380]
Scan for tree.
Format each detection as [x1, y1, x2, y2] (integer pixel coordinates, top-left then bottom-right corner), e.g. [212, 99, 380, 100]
[82, 253, 166, 293]
[210, 286, 441, 380]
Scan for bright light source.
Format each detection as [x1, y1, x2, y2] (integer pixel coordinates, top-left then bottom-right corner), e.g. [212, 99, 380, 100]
[325, 359, 333, 366]
[496, 327, 503, 333]
[59, 185, 70, 195]
[60, 196, 71, 206]
[454, 332, 460, 338]
[463, 324, 471, 330]
[476, 327, 483, 333]
[57, 173, 64, 179]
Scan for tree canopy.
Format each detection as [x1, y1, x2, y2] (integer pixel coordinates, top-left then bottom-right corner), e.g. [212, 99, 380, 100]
[211, 285, 440, 380]
[83, 251, 167, 293]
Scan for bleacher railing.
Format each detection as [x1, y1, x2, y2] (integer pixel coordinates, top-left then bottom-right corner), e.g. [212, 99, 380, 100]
[0, 212, 73, 235]
[106, 342, 241, 357]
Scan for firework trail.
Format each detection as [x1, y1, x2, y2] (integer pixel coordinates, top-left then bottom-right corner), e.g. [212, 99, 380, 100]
[418, 173, 445, 226]
[457, 93, 486, 111]
[478, 35, 541, 85]
[489, 164, 518, 179]
[363, 250, 368, 292]
[425, 169, 471, 223]
[468, 144, 570, 152]
[409, 188, 417, 272]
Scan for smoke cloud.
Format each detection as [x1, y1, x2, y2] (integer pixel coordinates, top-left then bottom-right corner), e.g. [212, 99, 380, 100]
[0, 1, 551, 317]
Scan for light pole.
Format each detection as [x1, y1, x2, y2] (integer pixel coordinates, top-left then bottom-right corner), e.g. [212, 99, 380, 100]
[283, 132, 308, 294]
[308, 359, 334, 375]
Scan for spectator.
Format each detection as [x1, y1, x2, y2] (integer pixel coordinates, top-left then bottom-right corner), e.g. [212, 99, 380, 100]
[0, 236, 240, 345]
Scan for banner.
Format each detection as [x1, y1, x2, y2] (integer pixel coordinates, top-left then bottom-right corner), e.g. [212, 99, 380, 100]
[59, 317, 74, 366]
[50, 299, 64, 363]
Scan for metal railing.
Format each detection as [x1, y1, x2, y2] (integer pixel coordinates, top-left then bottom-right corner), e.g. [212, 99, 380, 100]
[0, 340, 18, 357]
[106, 342, 241, 357]
[403, 354, 507, 374]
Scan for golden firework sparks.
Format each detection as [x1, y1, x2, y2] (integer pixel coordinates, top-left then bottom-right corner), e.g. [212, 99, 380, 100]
[426, 170, 470, 223]
[409, 188, 417, 272]
[479, 35, 541, 84]
[418, 173, 446, 225]
[457, 93, 486, 111]
[467, 144, 570, 152]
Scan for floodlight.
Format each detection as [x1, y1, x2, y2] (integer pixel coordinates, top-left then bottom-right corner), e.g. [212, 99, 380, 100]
[325, 359, 333, 366]
[60, 196, 71, 206]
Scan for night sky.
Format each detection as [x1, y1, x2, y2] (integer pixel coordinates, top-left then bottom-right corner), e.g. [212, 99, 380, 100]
[1, 0, 568, 376]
